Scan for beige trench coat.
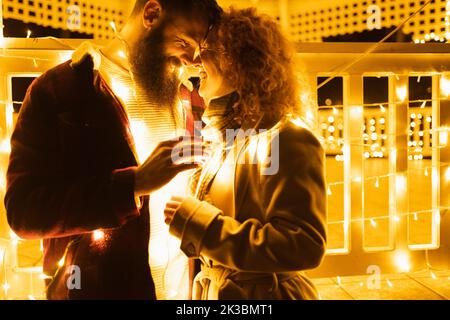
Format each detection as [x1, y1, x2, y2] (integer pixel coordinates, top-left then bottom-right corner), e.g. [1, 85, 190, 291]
[169, 121, 327, 300]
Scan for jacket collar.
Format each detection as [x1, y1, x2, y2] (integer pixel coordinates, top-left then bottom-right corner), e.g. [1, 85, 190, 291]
[70, 41, 102, 71]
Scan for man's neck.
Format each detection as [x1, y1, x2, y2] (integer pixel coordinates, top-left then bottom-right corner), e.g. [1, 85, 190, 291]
[101, 37, 131, 72]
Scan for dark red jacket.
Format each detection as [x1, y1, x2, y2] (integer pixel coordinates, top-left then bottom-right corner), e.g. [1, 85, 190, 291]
[4, 55, 156, 300]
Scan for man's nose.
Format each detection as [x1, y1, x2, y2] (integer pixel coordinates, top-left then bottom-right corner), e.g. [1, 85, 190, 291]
[180, 47, 202, 67]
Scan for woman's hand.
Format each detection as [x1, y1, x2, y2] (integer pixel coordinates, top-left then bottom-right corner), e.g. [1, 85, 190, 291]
[164, 196, 186, 225]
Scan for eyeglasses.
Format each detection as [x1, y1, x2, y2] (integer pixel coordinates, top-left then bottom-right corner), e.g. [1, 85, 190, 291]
[194, 23, 225, 59]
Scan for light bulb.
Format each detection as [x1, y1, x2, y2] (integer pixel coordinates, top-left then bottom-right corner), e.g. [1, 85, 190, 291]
[441, 76, 450, 97]
[93, 230, 105, 241]
[396, 86, 408, 102]
[395, 251, 411, 272]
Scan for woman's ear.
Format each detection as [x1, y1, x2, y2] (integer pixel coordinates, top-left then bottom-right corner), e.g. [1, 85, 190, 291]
[142, 0, 163, 30]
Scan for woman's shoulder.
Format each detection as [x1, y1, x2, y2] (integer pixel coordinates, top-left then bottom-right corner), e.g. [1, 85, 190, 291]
[273, 120, 324, 153]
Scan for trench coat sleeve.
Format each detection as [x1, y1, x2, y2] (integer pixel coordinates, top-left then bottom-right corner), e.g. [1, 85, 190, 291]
[4, 77, 140, 240]
[170, 126, 327, 272]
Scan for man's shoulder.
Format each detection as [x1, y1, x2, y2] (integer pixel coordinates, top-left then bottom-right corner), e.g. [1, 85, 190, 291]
[29, 54, 98, 108]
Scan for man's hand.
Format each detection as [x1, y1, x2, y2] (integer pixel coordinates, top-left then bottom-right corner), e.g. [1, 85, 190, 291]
[164, 196, 186, 225]
[134, 137, 206, 197]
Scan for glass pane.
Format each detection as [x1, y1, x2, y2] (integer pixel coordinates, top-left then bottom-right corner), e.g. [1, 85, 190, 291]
[363, 77, 391, 250]
[318, 77, 346, 251]
[408, 76, 433, 247]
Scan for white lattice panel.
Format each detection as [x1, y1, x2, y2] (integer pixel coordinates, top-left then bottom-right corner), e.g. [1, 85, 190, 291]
[287, 0, 447, 42]
[2, 0, 134, 40]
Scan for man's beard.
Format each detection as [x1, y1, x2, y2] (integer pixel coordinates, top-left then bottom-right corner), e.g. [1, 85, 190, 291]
[129, 25, 180, 109]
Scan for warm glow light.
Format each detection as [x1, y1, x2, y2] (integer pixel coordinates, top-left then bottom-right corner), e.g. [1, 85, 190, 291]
[327, 186, 332, 196]
[386, 279, 393, 288]
[2, 283, 10, 295]
[375, 177, 380, 188]
[396, 86, 408, 102]
[109, 21, 117, 34]
[395, 251, 411, 272]
[0, 139, 11, 153]
[353, 176, 362, 183]
[129, 120, 151, 163]
[26, 30, 32, 38]
[431, 271, 437, 280]
[9, 230, 20, 246]
[93, 230, 105, 241]
[39, 273, 52, 280]
[117, 50, 126, 59]
[414, 213, 418, 221]
[28, 295, 35, 300]
[396, 175, 407, 193]
[110, 78, 131, 102]
[420, 101, 426, 109]
[394, 215, 400, 222]
[445, 167, 450, 182]
[439, 130, 449, 147]
[370, 219, 377, 228]
[424, 168, 429, 177]
[379, 104, 386, 113]
[337, 276, 341, 286]
[58, 257, 65, 267]
[256, 136, 269, 165]
[441, 76, 450, 96]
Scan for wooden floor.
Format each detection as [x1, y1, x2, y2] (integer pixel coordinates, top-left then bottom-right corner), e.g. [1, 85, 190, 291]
[312, 270, 450, 300]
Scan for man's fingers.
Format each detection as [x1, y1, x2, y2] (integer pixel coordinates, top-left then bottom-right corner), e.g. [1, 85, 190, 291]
[172, 163, 200, 174]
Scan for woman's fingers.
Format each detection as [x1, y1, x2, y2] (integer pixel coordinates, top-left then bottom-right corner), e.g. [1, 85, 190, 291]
[170, 196, 185, 202]
[165, 201, 182, 210]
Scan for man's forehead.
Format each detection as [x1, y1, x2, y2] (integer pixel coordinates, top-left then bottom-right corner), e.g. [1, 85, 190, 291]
[169, 15, 209, 41]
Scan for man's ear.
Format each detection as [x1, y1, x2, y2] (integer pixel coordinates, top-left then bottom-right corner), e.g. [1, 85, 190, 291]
[142, 0, 163, 30]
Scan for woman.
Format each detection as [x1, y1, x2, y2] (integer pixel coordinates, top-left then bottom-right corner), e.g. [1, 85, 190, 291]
[164, 7, 327, 300]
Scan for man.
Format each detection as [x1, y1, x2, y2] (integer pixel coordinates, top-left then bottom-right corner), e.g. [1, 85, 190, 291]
[4, 0, 222, 300]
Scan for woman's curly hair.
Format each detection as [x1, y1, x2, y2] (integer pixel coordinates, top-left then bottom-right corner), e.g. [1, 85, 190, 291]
[215, 7, 300, 122]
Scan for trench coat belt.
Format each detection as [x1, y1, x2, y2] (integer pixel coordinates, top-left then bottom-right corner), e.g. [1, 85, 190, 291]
[192, 265, 298, 300]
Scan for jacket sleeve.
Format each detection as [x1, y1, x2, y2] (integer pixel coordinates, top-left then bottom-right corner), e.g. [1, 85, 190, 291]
[170, 127, 327, 273]
[4, 75, 140, 240]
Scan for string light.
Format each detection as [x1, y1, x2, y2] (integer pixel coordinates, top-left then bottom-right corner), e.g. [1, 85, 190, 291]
[2, 282, 10, 296]
[117, 50, 126, 59]
[430, 271, 437, 280]
[395, 251, 411, 272]
[326, 207, 449, 226]
[396, 86, 408, 102]
[442, 76, 450, 97]
[336, 276, 341, 286]
[57, 257, 65, 268]
[445, 167, 450, 182]
[92, 230, 105, 242]
[26, 30, 32, 39]
[109, 21, 118, 34]
[0, 23, 448, 299]
[386, 279, 393, 287]
[327, 186, 332, 196]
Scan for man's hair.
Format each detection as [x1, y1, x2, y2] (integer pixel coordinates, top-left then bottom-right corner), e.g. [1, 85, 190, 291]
[131, 0, 223, 27]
